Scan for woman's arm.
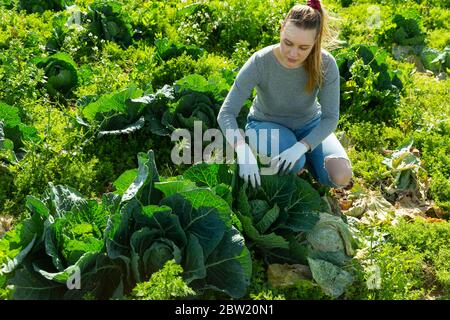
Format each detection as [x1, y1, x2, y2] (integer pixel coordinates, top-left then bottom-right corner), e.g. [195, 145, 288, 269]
[217, 53, 261, 148]
[301, 54, 340, 151]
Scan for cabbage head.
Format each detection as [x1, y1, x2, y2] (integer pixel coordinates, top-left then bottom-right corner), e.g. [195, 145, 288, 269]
[33, 52, 78, 98]
[87, 0, 133, 48]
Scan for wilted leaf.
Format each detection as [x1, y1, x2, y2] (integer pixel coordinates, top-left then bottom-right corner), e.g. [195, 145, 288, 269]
[267, 263, 312, 288]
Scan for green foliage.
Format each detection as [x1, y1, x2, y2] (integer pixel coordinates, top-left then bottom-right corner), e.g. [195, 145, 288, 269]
[80, 85, 145, 133]
[87, 0, 133, 48]
[0, 103, 39, 214]
[340, 0, 353, 8]
[33, 52, 79, 99]
[434, 247, 450, 291]
[77, 69, 221, 140]
[235, 173, 357, 298]
[370, 243, 427, 299]
[420, 46, 450, 73]
[412, 125, 450, 213]
[0, 166, 14, 214]
[0, 151, 252, 299]
[154, 37, 204, 62]
[0, 103, 39, 163]
[385, 218, 450, 262]
[351, 217, 450, 299]
[164, 88, 217, 132]
[124, 0, 170, 44]
[0, 38, 46, 106]
[374, 218, 450, 298]
[0, 0, 449, 301]
[180, 163, 239, 228]
[174, 2, 220, 49]
[335, 45, 403, 124]
[109, 151, 252, 299]
[0, 184, 127, 300]
[204, 0, 291, 55]
[130, 259, 195, 300]
[19, 0, 67, 14]
[347, 149, 388, 186]
[377, 12, 425, 47]
[4, 103, 99, 217]
[150, 52, 199, 89]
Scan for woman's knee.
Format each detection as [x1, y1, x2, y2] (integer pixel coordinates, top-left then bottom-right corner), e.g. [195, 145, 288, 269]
[324, 157, 352, 187]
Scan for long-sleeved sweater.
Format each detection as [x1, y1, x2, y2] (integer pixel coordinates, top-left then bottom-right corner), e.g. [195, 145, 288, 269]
[217, 44, 340, 151]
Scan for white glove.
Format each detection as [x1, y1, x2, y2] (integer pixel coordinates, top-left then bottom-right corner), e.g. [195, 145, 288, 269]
[235, 143, 261, 188]
[270, 141, 308, 175]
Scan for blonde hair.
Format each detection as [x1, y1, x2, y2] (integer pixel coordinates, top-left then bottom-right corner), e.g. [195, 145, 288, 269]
[281, 4, 341, 93]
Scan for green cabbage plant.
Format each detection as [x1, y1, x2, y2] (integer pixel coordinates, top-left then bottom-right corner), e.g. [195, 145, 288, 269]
[335, 44, 403, 123]
[33, 52, 78, 99]
[0, 151, 252, 299]
[0, 102, 39, 164]
[87, 0, 133, 48]
[236, 176, 357, 298]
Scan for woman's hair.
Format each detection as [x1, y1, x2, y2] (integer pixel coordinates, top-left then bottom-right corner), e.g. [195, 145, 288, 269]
[281, 2, 341, 93]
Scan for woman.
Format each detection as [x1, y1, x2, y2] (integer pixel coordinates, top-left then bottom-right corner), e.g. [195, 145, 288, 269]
[217, 0, 352, 189]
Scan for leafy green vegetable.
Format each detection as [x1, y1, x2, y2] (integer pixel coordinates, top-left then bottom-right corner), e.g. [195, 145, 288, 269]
[45, 12, 70, 53]
[132, 85, 175, 137]
[160, 74, 228, 133]
[33, 52, 78, 98]
[0, 184, 127, 300]
[0, 103, 39, 164]
[0, 120, 17, 164]
[108, 151, 252, 298]
[80, 85, 175, 137]
[130, 259, 195, 300]
[87, 0, 133, 48]
[234, 172, 357, 297]
[377, 10, 425, 48]
[421, 46, 450, 73]
[79, 72, 227, 141]
[382, 138, 422, 195]
[1, 151, 252, 299]
[307, 257, 353, 298]
[154, 38, 205, 62]
[335, 44, 403, 124]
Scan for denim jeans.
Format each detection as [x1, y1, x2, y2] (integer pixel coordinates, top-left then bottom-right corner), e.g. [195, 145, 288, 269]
[245, 115, 352, 188]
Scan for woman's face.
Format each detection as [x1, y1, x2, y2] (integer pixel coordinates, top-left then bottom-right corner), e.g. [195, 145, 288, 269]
[279, 21, 317, 68]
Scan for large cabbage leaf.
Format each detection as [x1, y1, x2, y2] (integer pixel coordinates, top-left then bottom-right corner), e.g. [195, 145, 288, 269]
[80, 85, 174, 138]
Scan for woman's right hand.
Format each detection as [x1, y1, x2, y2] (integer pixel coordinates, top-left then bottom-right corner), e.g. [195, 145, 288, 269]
[235, 143, 261, 188]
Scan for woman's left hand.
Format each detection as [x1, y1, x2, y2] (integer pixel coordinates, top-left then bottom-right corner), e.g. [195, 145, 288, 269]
[270, 141, 308, 174]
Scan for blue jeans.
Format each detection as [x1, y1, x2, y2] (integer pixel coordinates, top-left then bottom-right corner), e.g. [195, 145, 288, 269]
[245, 115, 352, 188]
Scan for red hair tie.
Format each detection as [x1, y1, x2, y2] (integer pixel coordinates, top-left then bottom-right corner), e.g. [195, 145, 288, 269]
[307, 0, 322, 10]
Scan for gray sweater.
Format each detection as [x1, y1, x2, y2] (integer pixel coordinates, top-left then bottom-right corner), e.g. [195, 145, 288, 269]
[217, 44, 340, 151]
